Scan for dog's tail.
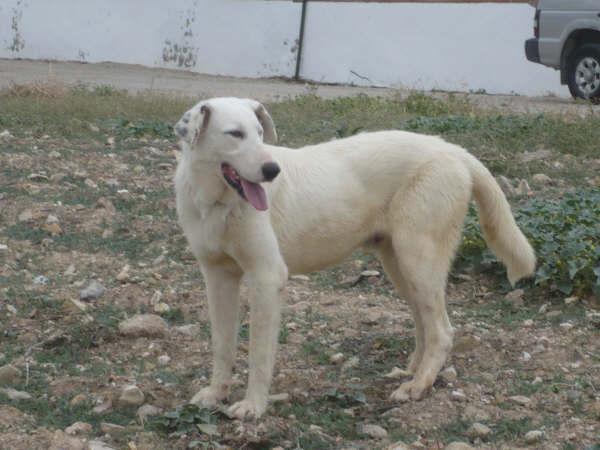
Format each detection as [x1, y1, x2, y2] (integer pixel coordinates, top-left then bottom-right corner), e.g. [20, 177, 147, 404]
[463, 153, 536, 286]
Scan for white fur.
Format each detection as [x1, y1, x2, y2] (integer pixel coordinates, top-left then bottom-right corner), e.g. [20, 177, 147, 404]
[174, 97, 536, 419]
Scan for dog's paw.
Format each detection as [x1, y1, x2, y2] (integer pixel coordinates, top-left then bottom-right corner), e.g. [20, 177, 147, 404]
[189, 386, 226, 408]
[226, 398, 267, 420]
[389, 379, 429, 403]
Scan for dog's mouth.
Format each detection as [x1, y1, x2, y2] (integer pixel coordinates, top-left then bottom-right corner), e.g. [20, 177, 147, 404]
[221, 163, 268, 211]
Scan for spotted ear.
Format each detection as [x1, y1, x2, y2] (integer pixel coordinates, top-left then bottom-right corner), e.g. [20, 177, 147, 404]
[245, 99, 277, 144]
[174, 102, 211, 144]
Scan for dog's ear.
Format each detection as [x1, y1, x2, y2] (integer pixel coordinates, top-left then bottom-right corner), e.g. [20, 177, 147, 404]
[245, 99, 277, 145]
[174, 102, 211, 144]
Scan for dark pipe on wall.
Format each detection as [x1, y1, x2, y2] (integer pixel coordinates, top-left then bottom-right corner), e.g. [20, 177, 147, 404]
[294, 0, 308, 80]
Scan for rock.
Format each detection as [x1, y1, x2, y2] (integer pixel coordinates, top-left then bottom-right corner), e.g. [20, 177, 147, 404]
[559, 322, 574, 331]
[361, 310, 383, 325]
[508, 395, 531, 406]
[505, 289, 524, 307]
[116, 265, 130, 282]
[65, 421, 93, 435]
[33, 275, 49, 285]
[89, 124, 100, 133]
[520, 351, 532, 362]
[342, 356, 359, 371]
[50, 430, 86, 450]
[0, 130, 13, 140]
[64, 264, 76, 276]
[445, 443, 475, 450]
[516, 179, 532, 196]
[70, 393, 87, 407]
[18, 209, 34, 222]
[360, 270, 380, 277]
[361, 424, 388, 439]
[453, 335, 480, 353]
[157, 355, 171, 366]
[330, 353, 345, 364]
[387, 442, 409, 450]
[0, 387, 32, 400]
[269, 392, 290, 403]
[137, 404, 162, 424]
[80, 280, 105, 301]
[0, 244, 8, 252]
[466, 422, 491, 439]
[88, 440, 117, 450]
[524, 430, 544, 444]
[28, 173, 49, 182]
[532, 376, 543, 385]
[450, 390, 467, 402]
[43, 222, 62, 235]
[118, 385, 145, 407]
[564, 296, 579, 305]
[461, 405, 491, 422]
[92, 399, 112, 415]
[0, 365, 21, 385]
[100, 422, 126, 436]
[532, 173, 553, 186]
[440, 366, 457, 383]
[497, 176, 516, 197]
[84, 178, 98, 189]
[384, 367, 412, 378]
[520, 149, 552, 162]
[290, 274, 310, 282]
[46, 214, 59, 224]
[523, 319, 534, 327]
[339, 274, 362, 287]
[118, 314, 169, 338]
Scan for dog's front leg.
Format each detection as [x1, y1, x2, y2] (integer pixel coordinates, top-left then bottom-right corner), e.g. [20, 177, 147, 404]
[227, 264, 287, 420]
[190, 263, 242, 408]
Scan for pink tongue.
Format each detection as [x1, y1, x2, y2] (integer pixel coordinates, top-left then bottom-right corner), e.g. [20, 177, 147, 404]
[240, 178, 268, 211]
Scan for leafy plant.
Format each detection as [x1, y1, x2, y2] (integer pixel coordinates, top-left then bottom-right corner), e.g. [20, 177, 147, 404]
[459, 188, 600, 296]
[150, 404, 218, 437]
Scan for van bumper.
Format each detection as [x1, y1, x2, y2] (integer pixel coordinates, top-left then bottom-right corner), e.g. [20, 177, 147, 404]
[525, 38, 540, 63]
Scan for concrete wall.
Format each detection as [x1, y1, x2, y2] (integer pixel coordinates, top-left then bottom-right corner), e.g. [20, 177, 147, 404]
[0, 0, 566, 96]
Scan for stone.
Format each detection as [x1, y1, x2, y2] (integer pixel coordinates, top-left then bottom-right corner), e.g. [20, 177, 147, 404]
[520, 149, 552, 162]
[532, 173, 553, 185]
[564, 296, 579, 305]
[116, 265, 130, 282]
[118, 385, 145, 407]
[65, 421, 93, 435]
[92, 399, 112, 415]
[0, 365, 21, 385]
[387, 442, 410, 450]
[100, 422, 127, 436]
[0, 244, 8, 252]
[118, 314, 169, 338]
[50, 430, 86, 450]
[33, 275, 49, 285]
[453, 335, 480, 353]
[440, 366, 457, 383]
[461, 405, 491, 422]
[80, 280, 105, 301]
[505, 289, 524, 307]
[466, 422, 491, 438]
[290, 274, 310, 281]
[342, 356, 359, 371]
[497, 176, 516, 197]
[450, 389, 467, 402]
[559, 322, 574, 331]
[523, 319, 534, 327]
[70, 393, 87, 407]
[384, 367, 412, 378]
[330, 353, 345, 364]
[524, 430, 544, 444]
[445, 443, 475, 450]
[43, 222, 62, 235]
[361, 424, 388, 439]
[0, 387, 32, 400]
[46, 214, 59, 224]
[0, 130, 13, 140]
[88, 440, 116, 450]
[360, 270, 380, 277]
[137, 404, 162, 424]
[18, 209, 34, 222]
[516, 179, 532, 196]
[508, 395, 531, 406]
[157, 355, 170, 366]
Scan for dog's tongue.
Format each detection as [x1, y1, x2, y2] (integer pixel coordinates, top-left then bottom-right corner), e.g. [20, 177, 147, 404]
[241, 178, 268, 211]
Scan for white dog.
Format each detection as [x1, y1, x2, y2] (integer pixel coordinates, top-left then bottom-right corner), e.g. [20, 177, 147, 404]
[174, 97, 535, 420]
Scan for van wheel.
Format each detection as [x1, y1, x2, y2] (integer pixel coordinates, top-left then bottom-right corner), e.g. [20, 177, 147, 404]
[567, 44, 600, 102]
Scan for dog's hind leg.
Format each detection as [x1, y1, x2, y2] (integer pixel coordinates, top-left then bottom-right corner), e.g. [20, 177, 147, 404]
[377, 244, 424, 374]
[190, 263, 242, 408]
[387, 160, 470, 402]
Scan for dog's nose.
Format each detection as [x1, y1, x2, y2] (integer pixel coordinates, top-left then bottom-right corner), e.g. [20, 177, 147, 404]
[262, 162, 280, 182]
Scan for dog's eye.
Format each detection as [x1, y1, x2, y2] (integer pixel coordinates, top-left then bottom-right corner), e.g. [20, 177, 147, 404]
[225, 130, 245, 139]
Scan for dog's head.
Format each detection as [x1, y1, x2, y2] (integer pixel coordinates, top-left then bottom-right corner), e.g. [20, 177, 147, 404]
[175, 97, 279, 211]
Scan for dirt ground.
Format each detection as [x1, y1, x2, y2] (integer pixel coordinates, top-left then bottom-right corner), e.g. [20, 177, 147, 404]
[1, 58, 600, 117]
[0, 77, 599, 450]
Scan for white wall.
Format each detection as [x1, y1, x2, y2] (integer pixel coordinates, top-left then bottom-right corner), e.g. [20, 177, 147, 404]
[0, 0, 566, 96]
